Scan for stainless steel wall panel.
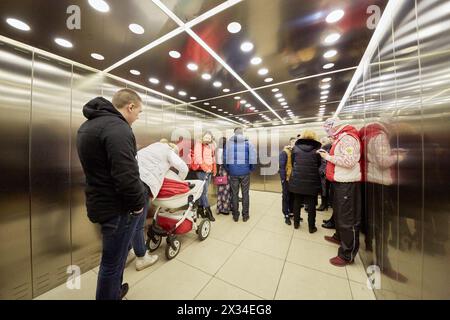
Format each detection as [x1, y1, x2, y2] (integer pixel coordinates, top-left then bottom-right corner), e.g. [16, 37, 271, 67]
[418, 0, 450, 298]
[0, 41, 33, 300]
[70, 67, 103, 274]
[30, 54, 72, 297]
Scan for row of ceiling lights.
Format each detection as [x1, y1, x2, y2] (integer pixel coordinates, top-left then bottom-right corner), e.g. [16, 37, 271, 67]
[5, 0, 149, 62]
[227, 22, 274, 84]
[316, 9, 345, 120]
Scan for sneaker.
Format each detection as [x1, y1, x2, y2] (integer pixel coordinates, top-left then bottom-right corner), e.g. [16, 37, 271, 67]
[233, 215, 239, 222]
[294, 222, 300, 229]
[126, 249, 136, 266]
[120, 283, 129, 299]
[284, 217, 292, 225]
[243, 216, 249, 222]
[135, 252, 159, 271]
[329, 256, 353, 267]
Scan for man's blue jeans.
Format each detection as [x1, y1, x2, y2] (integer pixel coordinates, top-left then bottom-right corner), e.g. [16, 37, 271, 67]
[131, 197, 150, 257]
[96, 211, 142, 300]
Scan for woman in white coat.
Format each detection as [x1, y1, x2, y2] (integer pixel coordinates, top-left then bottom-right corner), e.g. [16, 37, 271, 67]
[126, 140, 188, 271]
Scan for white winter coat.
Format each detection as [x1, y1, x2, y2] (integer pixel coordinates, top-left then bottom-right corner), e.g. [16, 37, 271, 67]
[137, 142, 188, 198]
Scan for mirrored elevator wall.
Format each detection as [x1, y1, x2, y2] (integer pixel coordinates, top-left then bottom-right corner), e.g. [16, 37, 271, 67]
[0, 38, 234, 299]
[337, 0, 450, 300]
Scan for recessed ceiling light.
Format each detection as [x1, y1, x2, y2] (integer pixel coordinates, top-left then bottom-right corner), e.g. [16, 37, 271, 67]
[283, 106, 289, 109]
[201, 73, 211, 80]
[88, 0, 110, 13]
[165, 85, 174, 91]
[224, 111, 229, 114]
[322, 77, 332, 83]
[264, 77, 273, 83]
[323, 49, 337, 59]
[234, 96, 240, 100]
[6, 18, 30, 31]
[223, 88, 230, 93]
[240, 42, 254, 52]
[129, 23, 145, 35]
[204, 102, 210, 106]
[275, 93, 283, 98]
[323, 63, 335, 69]
[190, 97, 197, 100]
[91, 53, 104, 60]
[149, 77, 159, 84]
[324, 33, 341, 45]
[321, 84, 331, 90]
[187, 63, 198, 71]
[254, 110, 259, 112]
[272, 88, 279, 92]
[218, 108, 223, 111]
[129, 69, 140, 75]
[211, 106, 217, 109]
[227, 22, 241, 34]
[278, 98, 286, 102]
[321, 95, 329, 99]
[321, 90, 330, 95]
[178, 91, 187, 96]
[320, 105, 326, 108]
[240, 100, 247, 104]
[258, 68, 269, 76]
[320, 99, 327, 103]
[250, 107, 255, 111]
[326, 9, 345, 23]
[55, 38, 73, 48]
[245, 103, 251, 108]
[169, 50, 181, 59]
[251, 57, 262, 65]
[213, 81, 222, 88]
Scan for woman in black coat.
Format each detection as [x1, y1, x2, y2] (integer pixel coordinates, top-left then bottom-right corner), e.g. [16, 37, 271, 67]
[289, 130, 322, 233]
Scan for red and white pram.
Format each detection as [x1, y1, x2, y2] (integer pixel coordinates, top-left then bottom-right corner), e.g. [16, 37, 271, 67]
[146, 172, 211, 260]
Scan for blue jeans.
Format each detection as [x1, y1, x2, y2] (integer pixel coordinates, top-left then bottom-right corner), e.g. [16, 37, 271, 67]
[196, 171, 211, 207]
[131, 197, 150, 257]
[96, 211, 142, 300]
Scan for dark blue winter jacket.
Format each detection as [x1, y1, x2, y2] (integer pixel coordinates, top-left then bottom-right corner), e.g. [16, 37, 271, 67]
[224, 134, 257, 176]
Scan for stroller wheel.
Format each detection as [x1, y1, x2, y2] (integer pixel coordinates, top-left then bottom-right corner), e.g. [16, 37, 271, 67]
[146, 235, 162, 252]
[165, 238, 181, 260]
[197, 219, 211, 241]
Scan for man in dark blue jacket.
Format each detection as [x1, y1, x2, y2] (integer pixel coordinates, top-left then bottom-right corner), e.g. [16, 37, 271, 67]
[224, 128, 257, 222]
[77, 89, 146, 300]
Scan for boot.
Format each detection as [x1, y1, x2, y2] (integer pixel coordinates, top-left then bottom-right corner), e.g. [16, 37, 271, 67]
[197, 206, 205, 218]
[284, 217, 292, 225]
[317, 197, 328, 211]
[205, 207, 215, 222]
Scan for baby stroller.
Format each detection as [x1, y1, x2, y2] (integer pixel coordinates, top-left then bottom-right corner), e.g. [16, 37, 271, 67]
[146, 173, 212, 260]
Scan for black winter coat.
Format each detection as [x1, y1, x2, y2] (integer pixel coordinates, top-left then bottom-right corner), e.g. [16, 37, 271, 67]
[319, 143, 332, 194]
[288, 139, 322, 195]
[77, 97, 145, 223]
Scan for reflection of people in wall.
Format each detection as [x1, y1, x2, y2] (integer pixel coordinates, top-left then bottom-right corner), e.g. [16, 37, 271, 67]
[360, 121, 407, 282]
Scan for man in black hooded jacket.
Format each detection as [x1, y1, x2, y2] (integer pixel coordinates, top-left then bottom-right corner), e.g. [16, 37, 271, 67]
[77, 88, 145, 300]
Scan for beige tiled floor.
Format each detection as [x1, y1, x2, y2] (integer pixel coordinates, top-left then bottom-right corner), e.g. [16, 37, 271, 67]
[35, 190, 374, 300]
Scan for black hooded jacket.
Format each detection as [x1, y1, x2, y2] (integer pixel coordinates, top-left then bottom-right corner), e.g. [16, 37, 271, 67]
[76, 97, 145, 223]
[288, 139, 322, 195]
